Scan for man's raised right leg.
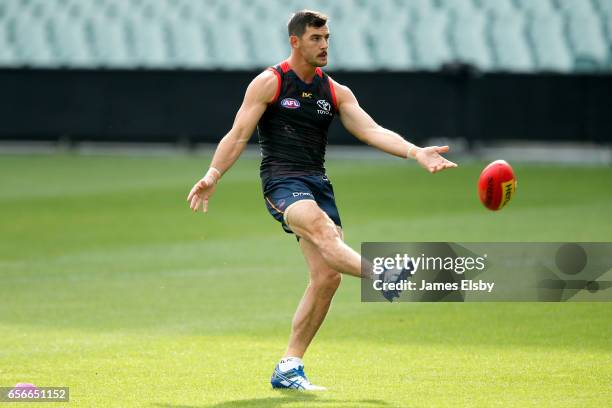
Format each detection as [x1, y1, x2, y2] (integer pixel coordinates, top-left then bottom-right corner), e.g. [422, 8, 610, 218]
[284, 200, 364, 279]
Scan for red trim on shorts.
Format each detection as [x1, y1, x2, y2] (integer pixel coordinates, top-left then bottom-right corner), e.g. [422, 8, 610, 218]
[328, 77, 338, 112]
[267, 67, 281, 104]
[265, 196, 284, 214]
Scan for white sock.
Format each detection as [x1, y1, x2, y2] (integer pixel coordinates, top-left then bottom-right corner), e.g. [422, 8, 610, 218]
[278, 356, 303, 372]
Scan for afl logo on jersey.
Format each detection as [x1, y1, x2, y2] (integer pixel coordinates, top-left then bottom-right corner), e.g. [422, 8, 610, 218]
[281, 98, 301, 109]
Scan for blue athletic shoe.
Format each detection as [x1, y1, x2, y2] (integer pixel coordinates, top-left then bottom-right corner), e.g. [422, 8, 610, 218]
[381, 260, 414, 302]
[271, 361, 326, 391]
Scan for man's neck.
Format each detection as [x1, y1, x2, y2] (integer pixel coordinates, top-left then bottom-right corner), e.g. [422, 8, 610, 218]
[286, 55, 317, 84]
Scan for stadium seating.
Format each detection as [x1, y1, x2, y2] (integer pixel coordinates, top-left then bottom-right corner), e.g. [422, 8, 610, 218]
[555, 0, 596, 15]
[448, 10, 492, 70]
[595, 0, 612, 17]
[437, 0, 478, 16]
[474, 0, 516, 15]
[48, 14, 92, 67]
[515, 0, 555, 14]
[566, 12, 608, 70]
[165, 17, 211, 69]
[0, 0, 611, 72]
[12, 14, 56, 67]
[368, 18, 413, 70]
[411, 9, 452, 70]
[604, 15, 612, 46]
[330, 20, 372, 70]
[88, 16, 132, 68]
[488, 11, 534, 71]
[397, 0, 435, 18]
[528, 13, 573, 72]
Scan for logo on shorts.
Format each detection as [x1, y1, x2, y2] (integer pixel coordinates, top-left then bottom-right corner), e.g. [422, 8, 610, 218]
[317, 99, 332, 116]
[281, 98, 301, 109]
[292, 192, 313, 198]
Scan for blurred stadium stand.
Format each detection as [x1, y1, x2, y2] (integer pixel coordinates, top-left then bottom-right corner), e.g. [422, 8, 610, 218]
[0, 0, 611, 150]
[0, 0, 612, 72]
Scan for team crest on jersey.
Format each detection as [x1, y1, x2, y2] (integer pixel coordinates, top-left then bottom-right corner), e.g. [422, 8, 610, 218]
[281, 98, 301, 109]
[317, 99, 332, 116]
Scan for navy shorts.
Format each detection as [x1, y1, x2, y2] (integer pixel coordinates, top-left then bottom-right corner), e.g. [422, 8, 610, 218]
[262, 174, 342, 234]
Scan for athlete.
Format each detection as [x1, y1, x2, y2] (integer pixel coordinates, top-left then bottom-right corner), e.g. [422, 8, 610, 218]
[187, 10, 457, 390]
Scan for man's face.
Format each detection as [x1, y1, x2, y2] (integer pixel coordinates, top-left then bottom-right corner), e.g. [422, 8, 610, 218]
[293, 25, 330, 67]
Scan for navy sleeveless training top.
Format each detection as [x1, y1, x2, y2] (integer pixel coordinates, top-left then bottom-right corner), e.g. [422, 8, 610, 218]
[257, 60, 338, 181]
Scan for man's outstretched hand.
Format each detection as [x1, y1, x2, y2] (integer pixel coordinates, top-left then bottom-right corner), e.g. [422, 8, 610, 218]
[187, 178, 217, 213]
[415, 145, 458, 173]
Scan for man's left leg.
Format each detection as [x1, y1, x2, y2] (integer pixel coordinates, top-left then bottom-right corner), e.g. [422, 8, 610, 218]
[285, 226, 343, 359]
[271, 227, 343, 391]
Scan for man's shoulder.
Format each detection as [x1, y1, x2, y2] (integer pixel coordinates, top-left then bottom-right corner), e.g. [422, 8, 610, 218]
[327, 76, 348, 93]
[246, 69, 280, 104]
[326, 76, 354, 107]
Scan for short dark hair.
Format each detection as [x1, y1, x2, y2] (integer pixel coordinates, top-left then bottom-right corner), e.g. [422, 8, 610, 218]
[287, 10, 328, 38]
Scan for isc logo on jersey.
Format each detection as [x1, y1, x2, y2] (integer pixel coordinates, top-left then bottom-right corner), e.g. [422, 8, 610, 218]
[317, 100, 332, 116]
[281, 98, 300, 109]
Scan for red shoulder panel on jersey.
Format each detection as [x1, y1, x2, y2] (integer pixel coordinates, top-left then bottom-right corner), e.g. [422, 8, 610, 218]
[315, 67, 323, 77]
[280, 61, 291, 73]
[328, 77, 338, 112]
[267, 67, 282, 104]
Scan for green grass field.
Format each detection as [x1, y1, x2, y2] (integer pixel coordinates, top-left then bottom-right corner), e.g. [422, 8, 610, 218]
[1, 153, 611, 407]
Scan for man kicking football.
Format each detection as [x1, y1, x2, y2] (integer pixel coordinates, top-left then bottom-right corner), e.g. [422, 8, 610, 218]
[187, 10, 457, 390]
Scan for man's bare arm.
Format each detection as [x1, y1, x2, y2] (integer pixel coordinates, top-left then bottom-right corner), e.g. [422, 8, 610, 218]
[187, 70, 277, 212]
[209, 70, 277, 176]
[333, 78, 457, 173]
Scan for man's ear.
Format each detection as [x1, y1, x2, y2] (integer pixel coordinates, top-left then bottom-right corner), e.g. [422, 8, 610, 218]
[289, 35, 299, 49]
